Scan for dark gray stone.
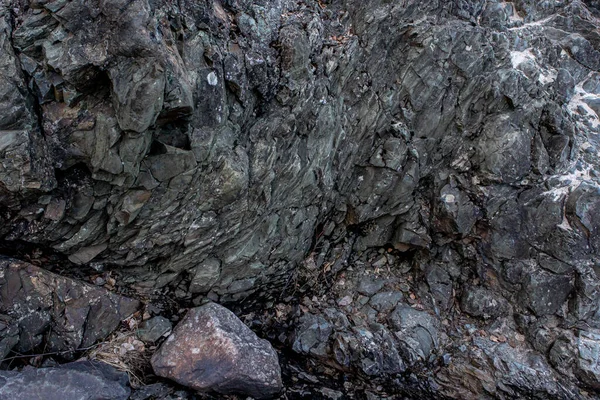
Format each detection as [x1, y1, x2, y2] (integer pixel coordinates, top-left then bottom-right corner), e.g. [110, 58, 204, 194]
[2, 0, 600, 397]
[130, 383, 172, 400]
[369, 291, 404, 314]
[460, 286, 509, 319]
[521, 271, 573, 317]
[357, 277, 386, 296]
[137, 316, 172, 343]
[0, 361, 130, 400]
[293, 314, 333, 359]
[388, 305, 438, 365]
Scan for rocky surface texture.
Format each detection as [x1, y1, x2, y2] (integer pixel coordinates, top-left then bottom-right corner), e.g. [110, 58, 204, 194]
[0, 257, 139, 360]
[0, 0, 600, 398]
[0, 360, 131, 400]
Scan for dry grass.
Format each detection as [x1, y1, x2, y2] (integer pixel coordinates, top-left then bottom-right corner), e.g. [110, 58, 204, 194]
[86, 317, 152, 388]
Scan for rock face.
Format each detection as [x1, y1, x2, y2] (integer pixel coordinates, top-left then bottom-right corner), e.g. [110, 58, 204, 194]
[151, 302, 282, 398]
[1, 0, 600, 397]
[0, 257, 139, 359]
[0, 361, 130, 400]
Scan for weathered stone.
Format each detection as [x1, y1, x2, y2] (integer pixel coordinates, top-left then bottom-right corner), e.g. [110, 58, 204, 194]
[188, 258, 221, 294]
[137, 316, 172, 343]
[460, 286, 509, 319]
[151, 302, 282, 399]
[388, 305, 438, 365]
[575, 330, 600, 389]
[369, 291, 403, 313]
[0, 258, 139, 358]
[520, 271, 573, 317]
[68, 243, 108, 265]
[357, 277, 386, 296]
[293, 314, 333, 359]
[425, 265, 453, 311]
[109, 60, 165, 133]
[0, 361, 130, 400]
[2, 0, 600, 397]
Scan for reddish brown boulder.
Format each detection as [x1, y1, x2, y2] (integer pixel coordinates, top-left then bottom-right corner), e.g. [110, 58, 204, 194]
[151, 302, 282, 399]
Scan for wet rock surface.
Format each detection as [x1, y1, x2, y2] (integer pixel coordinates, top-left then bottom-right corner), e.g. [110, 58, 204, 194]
[0, 0, 599, 398]
[151, 302, 282, 398]
[0, 361, 130, 400]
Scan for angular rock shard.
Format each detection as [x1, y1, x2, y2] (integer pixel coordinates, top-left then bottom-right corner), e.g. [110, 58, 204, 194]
[151, 302, 282, 399]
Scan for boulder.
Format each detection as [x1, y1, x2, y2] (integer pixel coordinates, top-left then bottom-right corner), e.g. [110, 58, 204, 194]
[151, 302, 282, 399]
[0, 361, 130, 400]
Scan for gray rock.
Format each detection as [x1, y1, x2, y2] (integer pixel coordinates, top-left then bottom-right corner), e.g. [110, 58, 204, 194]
[151, 302, 282, 399]
[425, 265, 453, 311]
[388, 305, 438, 365]
[320, 388, 343, 399]
[293, 314, 333, 358]
[460, 286, 509, 319]
[188, 258, 221, 294]
[0, 361, 130, 400]
[369, 291, 404, 314]
[2, 0, 600, 397]
[137, 316, 172, 343]
[130, 383, 172, 400]
[575, 330, 600, 389]
[109, 60, 165, 133]
[357, 277, 386, 296]
[520, 270, 573, 317]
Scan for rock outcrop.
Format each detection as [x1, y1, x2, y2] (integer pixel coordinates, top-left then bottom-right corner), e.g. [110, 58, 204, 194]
[0, 0, 600, 398]
[151, 302, 282, 398]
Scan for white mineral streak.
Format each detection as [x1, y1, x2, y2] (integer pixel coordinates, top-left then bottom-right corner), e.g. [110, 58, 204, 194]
[510, 48, 535, 69]
[508, 15, 557, 31]
[568, 82, 600, 129]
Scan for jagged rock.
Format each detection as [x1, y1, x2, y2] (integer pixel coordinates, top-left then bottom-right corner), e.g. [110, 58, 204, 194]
[151, 302, 282, 399]
[0, 361, 130, 400]
[520, 270, 573, 317]
[0, 257, 139, 359]
[576, 330, 600, 389]
[388, 305, 439, 365]
[292, 314, 333, 358]
[439, 337, 582, 399]
[369, 291, 403, 314]
[357, 277, 386, 296]
[460, 286, 509, 319]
